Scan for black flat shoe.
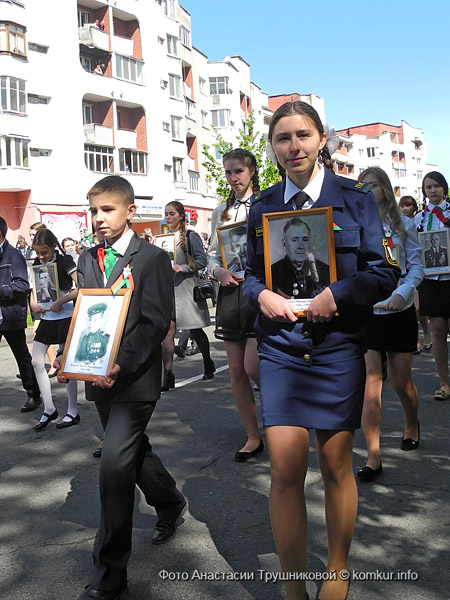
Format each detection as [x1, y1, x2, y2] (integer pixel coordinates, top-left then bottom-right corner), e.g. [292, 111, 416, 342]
[401, 420, 420, 451]
[356, 463, 382, 481]
[21, 396, 42, 413]
[78, 583, 129, 600]
[93, 440, 103, 458]
[33, 410, 59, 431]
[234, 440, 264, 462]
[56, 414, 80, 429]
[152, 500, 188, 545]
[161, 370, 175, 391]
[202, 360, 216, 380]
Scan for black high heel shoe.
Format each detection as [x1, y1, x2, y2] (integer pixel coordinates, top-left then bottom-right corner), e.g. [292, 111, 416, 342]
[161, 370, 175, 391]
[202, 359, 216, 381]
[33, 409, 59, 431]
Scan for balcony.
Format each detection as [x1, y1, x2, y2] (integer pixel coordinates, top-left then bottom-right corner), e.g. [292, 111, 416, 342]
[185, 98, 196, 120]
[79, 26, 109, 52]
[113, 35, 133, 57]
[83, 124, 113, 146]
[116, 128, 137, 150]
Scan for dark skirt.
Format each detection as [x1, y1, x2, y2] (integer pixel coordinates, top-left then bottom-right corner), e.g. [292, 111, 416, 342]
[367, 304, 418, 353]
[418, 278, 450, 318]
[259, 351, 365, 430]
[34, 317, 72, 345]
[214, 284, 257, 342]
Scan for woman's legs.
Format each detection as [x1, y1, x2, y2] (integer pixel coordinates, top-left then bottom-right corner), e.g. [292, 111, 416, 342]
[31, 341, 55, 419]
[387, 352, 419, 440]
[190, 328, 214, 373]
[361, 350, 383, 469]
[266, 425, 310, 600]
[224, 339, 260, 453]
[316, 429, 356, 600]
[162, 320, 176, 372]
[244, 337, 260, 387]
[429, 317, 450, 393]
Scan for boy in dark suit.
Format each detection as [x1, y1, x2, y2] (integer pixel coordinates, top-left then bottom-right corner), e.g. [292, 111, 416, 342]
[58, 176, 186, 600]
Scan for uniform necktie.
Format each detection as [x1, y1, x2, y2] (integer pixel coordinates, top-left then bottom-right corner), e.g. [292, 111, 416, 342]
[97, 247, 120, 279]
[288, 191, 309, 210]
[427, 206, 446, 230]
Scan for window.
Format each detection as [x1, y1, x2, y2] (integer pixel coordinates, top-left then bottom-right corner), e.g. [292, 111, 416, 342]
[80, 55, 95, 72]
[28, 94, 49, 105]
[78, 10, 90, 27]
[399, 169, 406, 178]
[189, 170, 199, 192]
[83, 104, 93, 125]
[209, 76, 229, 95]
[416, 157, 421, 165]
[180, 26, 191, 49]
[417, 171, 423, 180]
[1, 76, 26, 113]
[0, 135, 29, 168]
[201, 110, 208, 127]
[116, 55, 143, 84]
[0, 22, 26, 56]
[162, 0, 175, 18]
[30, 148, 51, 157]
[163, 121, 170, 132]
[367, 147, 376, 158]
[185, 98, 195, 120]
[199, 77, 206, 95]
[119, 149, 147, 174]
[173, 157, 183, 182]
[169, 74, 182, 99]
[211, 109, 230, 128]
[84, 145, 114, 173]
[171, 115, 182, 140]
[167, 35, 178, 57]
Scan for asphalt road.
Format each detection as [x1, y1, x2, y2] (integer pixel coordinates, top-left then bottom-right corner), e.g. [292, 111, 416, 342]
[0, 317, 449, 600]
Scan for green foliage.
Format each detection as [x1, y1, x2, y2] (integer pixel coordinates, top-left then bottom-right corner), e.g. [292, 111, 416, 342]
[202, 112, 281, 203]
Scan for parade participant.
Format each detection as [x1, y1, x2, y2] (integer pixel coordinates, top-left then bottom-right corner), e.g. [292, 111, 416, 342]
[75, 303, 110, 364]
[161, 201, 215, 390]
[54, 176, 186, 600]
[414, 171, 450, 399]
[0, 217, 42, 412]
[242, 101, 399, 600]
[207, 148, 262, 461]
[398, 195, 418, 218]
[356, 167, 423, 482]
[29, 229, 79, 430]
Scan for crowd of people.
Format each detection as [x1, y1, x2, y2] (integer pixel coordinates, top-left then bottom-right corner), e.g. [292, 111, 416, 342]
[1, 100, 449, 600]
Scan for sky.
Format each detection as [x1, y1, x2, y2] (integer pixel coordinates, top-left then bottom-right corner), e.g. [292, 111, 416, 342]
[182, 0, 450, 176]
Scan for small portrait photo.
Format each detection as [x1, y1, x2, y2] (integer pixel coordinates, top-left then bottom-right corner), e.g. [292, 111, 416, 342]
[217, 220, 248, 279]
[31, 263, 59, 310]
[154, 233, 176, 264]
[59, 289, 132, 381]
[263, 207, 337, 316]
[419, 229, 450, 276]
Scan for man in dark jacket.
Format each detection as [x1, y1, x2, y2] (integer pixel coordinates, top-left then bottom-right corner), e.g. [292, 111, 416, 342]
[0, 217, 41, 411]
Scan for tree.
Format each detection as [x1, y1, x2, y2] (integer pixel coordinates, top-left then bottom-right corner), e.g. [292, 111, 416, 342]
[202, 112, 280, 203]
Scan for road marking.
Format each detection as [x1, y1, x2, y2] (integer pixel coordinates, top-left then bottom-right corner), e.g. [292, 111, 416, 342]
[169, 365, 229, 389]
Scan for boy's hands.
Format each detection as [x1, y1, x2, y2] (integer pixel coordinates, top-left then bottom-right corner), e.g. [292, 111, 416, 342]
[92, 364, 121, 388]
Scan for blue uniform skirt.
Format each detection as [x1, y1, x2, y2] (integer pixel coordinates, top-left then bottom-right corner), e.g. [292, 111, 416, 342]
[259, 351, 365, 431]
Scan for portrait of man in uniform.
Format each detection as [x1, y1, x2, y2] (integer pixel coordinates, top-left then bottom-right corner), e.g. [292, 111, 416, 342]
[424, 232, 448, 269]
[75, 302, 110, 365]
[271, 217, 330, 299]
[227, 225, 248, 276]
[31, 263, 59, 309]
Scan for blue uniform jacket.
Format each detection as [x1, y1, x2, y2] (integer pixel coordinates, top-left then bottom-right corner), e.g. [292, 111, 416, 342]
[242, 169, 400, 364]
[0, 239, 30, 331]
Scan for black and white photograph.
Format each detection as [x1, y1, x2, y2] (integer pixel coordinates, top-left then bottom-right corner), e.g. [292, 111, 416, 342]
[419, 229, 450, 276]
[59, 288, 132, 381]
[153, 233, 176, 263]
[263, 207, 337, 316]
[217, 220, 248, 279]
[30, 262, 59, 310]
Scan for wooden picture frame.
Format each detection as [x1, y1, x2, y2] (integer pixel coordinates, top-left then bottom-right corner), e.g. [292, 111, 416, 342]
[59, 288, 132, 381]
[263, 207, 337, 317]
[418, 229, 450, 277]
[31, 263, 60, 310]
[154, 233, 176, 264]
[217, 219, 248, 280]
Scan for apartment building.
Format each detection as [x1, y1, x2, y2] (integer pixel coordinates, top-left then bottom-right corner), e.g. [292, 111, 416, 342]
[333, 121, 434, 200]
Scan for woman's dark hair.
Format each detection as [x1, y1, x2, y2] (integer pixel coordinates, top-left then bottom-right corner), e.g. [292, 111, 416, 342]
[33, 228, 65, 255]
[221, 148, 260, 222]
[399, 195, 418, 214]
[422, 171, 448, 198]
[268, 101, 333, 173]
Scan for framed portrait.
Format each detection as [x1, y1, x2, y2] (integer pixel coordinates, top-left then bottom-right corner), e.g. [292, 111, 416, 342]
[418, 229, 450, 277]
[263, 207, 337, 316]
[59, 288, 132, 381]
[154, 233, 176, 264]
[217, 219, 248, 279]
[31, 263, 60, 310]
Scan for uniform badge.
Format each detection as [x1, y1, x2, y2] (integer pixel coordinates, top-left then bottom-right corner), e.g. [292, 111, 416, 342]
[382, 238, 398, 266]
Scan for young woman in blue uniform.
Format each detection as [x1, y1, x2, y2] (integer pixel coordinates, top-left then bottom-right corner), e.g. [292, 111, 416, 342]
[356, 167, 423, 482]
[242, 101, 399, 600]
[414, 171, 450, 400]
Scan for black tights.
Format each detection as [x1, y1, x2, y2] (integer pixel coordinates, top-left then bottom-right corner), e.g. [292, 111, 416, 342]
[189, 328, 213, 369]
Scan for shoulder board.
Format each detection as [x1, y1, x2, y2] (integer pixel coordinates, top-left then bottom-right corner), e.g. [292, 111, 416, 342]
[337, 176, 372, 193]
[251, 191, 262, 205]
[100, 331, 110, 339]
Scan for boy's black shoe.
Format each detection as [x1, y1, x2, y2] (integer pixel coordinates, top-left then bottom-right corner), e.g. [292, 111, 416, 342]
[152, 500, 187, 544]
[21, 395, 42, 412]
[174, 345, 186, 359]
[78, 583, 129, 600]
